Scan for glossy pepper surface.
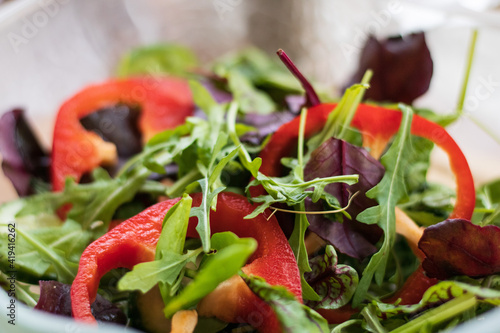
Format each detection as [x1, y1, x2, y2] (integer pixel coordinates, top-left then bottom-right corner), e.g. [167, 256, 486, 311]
[71, 192, 301, 333]
[51, 77, 194, 191]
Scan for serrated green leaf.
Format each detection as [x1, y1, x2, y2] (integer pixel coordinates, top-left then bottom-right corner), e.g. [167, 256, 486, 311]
[227, 69, 275, 114]
[241, 273, 329, 333]
[353, 105, 414, 307]
[0, 219, 90, 282]
[117, 248, 201, 294]
[13, 227, 78, 284]
[163, 233, 257, 317]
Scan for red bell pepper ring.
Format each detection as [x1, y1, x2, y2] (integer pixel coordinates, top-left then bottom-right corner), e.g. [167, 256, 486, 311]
[51, 77, 194, 191]
[253, 103, 475, 220]
[252, 102, 475, 318]
[71, 192, 301, 333]
[351, 104, 475, 220]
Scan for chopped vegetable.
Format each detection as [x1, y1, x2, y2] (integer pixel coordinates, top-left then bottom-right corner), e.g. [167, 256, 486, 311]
[51, 77, 194, 191]
[71, 192, 301, 332]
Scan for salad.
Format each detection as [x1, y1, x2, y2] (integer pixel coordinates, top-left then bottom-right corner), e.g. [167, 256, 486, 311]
[1, 32, 500, 333]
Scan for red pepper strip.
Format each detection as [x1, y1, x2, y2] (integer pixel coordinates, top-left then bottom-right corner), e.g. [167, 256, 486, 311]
[71, 192, 301, 333]
[51, 77, 193, 191]
[253, 103, 475, 220]
[383, 265, 438, 305]
[252, 102, 475, 318]
[316, 305, 357, 324]
[351, 105, 475, 220]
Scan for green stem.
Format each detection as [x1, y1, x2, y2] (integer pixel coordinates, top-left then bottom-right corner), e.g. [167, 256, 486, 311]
[390, 294, 477, 333]
[184, 268, 198, 279]
[167, 169, 202, 198]
[361, 305, 388, 333]
[467, 114, 500, 145]
[139, 180, 169, 195]
[480, 205, 500, 226]
[274, 175, 359, 188]
[338, 69, 373, 140]
[456, 29, 478, 116]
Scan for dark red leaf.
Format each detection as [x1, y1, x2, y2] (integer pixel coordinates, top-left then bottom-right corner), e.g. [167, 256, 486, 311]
[304, 138, 384, 259]
[240, 110, 298, 145]
[80, 104, 142, 159]
[34, 280, 126, 325]
[0, 109, 50, 196]
[419, 219, 500, 279]
[345, 32, 433, 104]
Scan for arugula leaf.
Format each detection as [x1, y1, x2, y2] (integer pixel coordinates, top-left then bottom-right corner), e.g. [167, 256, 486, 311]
[241, 273, 330, 333]
[189, 138, 239, 252]
[0, 219, 90, 282]
[227, 101, 262, 178]
[476, 179, 500, 226]
[163, 232, 257, 317]
[360, 304, 388, 333]
[388, 294, 476, 333]
[66, 167, 152, 234]
[227, 69, 275, 114]
[189, 178, 224, 253]
[373, 280, 500, 318]
[290, 210, 321, 301]
[286, 108, 320, 301]
[13, 226, 78, 284]
[353, 105, 414, 306]
[211, 47, 302, 94]
[117, 195, 200, 294]
[117, 44, 198, 78]
[117, 249, 201, 294]
[307, 71, 371, 152]
[246, 173, 358, 219]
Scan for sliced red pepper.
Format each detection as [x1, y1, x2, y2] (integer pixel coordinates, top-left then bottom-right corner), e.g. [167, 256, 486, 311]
[51, 77, 194, 191]
[253, 103, 475, 220]
[252, 102, 475, 318]
[71, 192, 301, 333]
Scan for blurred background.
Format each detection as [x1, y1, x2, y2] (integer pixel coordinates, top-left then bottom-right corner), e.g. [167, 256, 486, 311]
[1, 0, 500, 201]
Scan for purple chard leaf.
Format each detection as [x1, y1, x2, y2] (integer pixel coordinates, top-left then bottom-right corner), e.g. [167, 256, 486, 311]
[0, 109, 50, 196]
[305, 245, 358, 310]
[305, 137, 385, 259]
[345, 32, 433, 104]
[34, 280, 127, 325]
[419, 218, 500, 279]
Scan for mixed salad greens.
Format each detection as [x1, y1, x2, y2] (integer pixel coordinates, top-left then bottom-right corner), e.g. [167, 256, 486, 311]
[1, 31, 500, 333]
